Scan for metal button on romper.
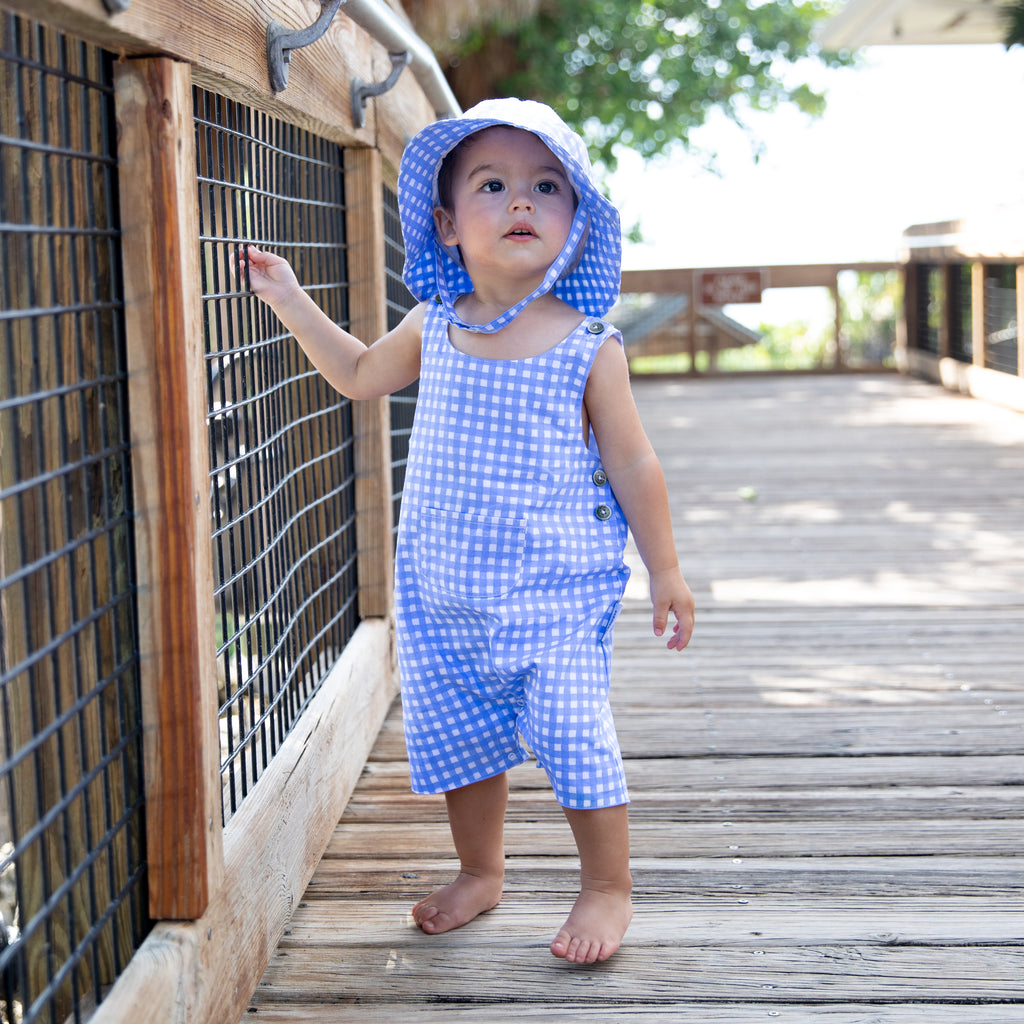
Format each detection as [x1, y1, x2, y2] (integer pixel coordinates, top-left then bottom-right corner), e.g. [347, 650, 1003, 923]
[592, 468, 607, 487]
[594, 503, 612, 521]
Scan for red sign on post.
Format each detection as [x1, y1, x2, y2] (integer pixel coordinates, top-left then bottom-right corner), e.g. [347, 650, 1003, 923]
[698, 270, 764, 306]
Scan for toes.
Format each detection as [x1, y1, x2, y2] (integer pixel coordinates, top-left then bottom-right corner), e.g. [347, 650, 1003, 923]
[549, 929, 571, 959]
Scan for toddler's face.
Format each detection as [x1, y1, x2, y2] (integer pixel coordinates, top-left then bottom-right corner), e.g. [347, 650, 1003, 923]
[433, 127, 577, 287]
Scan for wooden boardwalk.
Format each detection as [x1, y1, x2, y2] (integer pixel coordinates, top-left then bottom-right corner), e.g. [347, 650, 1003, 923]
[244, 373, 1024, 1023]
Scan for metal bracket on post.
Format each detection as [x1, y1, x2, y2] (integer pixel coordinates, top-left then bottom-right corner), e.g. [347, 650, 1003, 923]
[102, 0, 131, 12]
[351, 50, 411, 128]
[267, 0, 345, 94]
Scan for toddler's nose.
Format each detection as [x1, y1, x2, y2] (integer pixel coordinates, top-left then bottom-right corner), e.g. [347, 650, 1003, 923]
[508, 188, 535, 212]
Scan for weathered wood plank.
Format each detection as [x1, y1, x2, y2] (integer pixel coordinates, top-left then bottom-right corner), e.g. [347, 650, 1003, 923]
[365, 708, 1024, 759]
[277, 897, 1024, 947]
[116, 55, 223, 920]
[301, 855, 1024, 899]
[355, 754, 1024, 791]
[231, 1004, 1024, 1024]
[321, 818, 1024, 859]
[253, 944, 1024, 1003]
[339, 785, 1024, 823]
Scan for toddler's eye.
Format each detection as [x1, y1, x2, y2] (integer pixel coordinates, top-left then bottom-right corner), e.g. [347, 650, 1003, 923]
[536, 181, 558, 194]
[482, 180, 504, 193]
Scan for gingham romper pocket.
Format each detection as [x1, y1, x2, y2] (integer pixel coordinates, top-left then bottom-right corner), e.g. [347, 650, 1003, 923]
[412, 507, 526, 601]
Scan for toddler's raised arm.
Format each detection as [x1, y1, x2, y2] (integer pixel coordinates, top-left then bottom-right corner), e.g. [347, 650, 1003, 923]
[241, 245, 422, 400]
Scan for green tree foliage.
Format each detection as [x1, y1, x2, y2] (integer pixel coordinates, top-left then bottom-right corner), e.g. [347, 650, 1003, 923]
[1004, 2, 1024, 47]
[840, 270, 900, 365]
[442, 0, 851, 169]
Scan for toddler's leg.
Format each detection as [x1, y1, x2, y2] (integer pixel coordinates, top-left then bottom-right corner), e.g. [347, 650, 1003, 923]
[412, 772, 507, 934]
[551, 803, 633, 964]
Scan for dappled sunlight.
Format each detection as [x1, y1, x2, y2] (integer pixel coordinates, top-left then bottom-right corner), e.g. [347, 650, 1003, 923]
[845, 379, 1024, 447]
[712, 568, 1018, 606]
[750, 671, 959, 708]
[760, 500, 843, 524]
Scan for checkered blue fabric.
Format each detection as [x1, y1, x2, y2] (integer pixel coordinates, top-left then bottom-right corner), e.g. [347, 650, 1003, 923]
[398, 98, 621, 332]
[394, 301, 631, 809]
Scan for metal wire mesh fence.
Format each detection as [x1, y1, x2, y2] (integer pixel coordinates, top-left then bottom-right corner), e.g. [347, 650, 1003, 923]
[194, 89, 360, 823]
[949, 263, 973, 364]
[0, 13, 149, 1024]
[382, 185, 417, 534]
[984, 265, 1018, 375]
[913, 263, 942, 356]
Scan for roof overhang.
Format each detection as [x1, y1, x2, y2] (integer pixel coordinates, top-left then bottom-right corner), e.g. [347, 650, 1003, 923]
[819, 0, 1009, 48]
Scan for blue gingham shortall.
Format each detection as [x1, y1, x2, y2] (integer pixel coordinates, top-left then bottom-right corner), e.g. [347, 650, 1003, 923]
[394, 300, 631, 810]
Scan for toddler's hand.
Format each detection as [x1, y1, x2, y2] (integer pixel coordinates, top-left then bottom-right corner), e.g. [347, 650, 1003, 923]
[650, 567, 694, 652]
[239, 245, 300, 306]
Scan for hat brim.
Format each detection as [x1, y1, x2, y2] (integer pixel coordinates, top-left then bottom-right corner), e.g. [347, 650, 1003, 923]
[398, 102, 621, 319]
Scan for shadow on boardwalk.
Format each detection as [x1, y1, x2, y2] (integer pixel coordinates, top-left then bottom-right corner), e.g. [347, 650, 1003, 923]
[246, 373, 1024, 1023]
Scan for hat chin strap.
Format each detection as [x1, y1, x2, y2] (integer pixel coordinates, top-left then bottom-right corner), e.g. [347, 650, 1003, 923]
[437, 205, 590, 334]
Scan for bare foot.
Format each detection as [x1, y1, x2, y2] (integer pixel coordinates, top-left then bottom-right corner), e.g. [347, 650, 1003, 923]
[412, 872, 503, 935]
[550, 887, 633, 964]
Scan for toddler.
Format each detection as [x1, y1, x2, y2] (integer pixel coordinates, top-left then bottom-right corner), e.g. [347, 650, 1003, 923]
[242, 98, 694, 964]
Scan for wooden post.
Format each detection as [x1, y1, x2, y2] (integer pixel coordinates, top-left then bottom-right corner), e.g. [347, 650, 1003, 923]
[971, 261, 987, 369]
[1017, 263, 1024, 379]
[832, 274, 844, 368]
[688, 269, 698, 374]
[900, 262, 915, 366]
[114, 56, 223, 919]
[344, 147, 395, 619]
[939, 263, 954, 359]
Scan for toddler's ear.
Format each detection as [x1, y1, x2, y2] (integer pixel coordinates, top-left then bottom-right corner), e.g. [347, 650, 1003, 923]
[433, 206, 458, 247]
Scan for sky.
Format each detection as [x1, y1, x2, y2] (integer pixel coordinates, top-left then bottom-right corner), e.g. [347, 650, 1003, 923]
[609, 43, 1024, 290]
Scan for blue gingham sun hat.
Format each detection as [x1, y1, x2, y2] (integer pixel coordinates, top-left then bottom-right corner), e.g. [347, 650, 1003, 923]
[398, 98, 621, 333]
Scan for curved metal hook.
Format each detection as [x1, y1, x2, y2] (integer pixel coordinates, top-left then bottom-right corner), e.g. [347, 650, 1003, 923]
[267, 0, 345, 93]
[351, 50, 412, 128]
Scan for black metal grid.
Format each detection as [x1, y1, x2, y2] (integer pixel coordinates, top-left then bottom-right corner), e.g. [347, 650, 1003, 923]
[983, 264, 1018, 376]
[913, 263, 942, 355]
[0, 14, 149, 1024]
[194, 90, 360, 821]
[382, 185, 417, 534]
[949, 263, 973, 364]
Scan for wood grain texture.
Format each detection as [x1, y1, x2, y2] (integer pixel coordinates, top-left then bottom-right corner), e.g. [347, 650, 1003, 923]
[116, 55, 223, 920]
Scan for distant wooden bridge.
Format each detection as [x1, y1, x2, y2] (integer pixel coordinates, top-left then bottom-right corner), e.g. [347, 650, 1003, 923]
[245, 373, 1024, 1022]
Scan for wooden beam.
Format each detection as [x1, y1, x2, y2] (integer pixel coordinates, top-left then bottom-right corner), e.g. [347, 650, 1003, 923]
[89, 620, 397, 1024]
[621, 263, 898, 296]
[1017, 263, 1024, 380]
[939, 263, 954, 360]
[345, 147, 395, 619]
[831, 275, 843, 368]
[6, 0, 377, 147]
[971, 262, 987, 369]
[115, 56, 223, 919]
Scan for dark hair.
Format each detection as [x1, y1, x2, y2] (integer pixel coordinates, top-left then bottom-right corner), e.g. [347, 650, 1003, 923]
[436, 133, 482, 210]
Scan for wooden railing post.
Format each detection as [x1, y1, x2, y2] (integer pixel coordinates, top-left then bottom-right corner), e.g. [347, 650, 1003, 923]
[1017, 263, 1024, 379]
[939, 263, 954, 359]
[687, 269, 698, 374]
[831, 274, 843, 368]
[344, 147, 395, 619]
[115, 56, 223, 918]
[971, 261, 987, 370]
